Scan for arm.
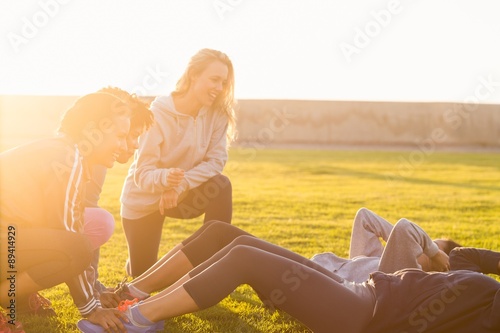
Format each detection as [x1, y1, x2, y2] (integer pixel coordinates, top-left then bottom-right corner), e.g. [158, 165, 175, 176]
[134, 111, 228, 195]
[449, 247, 500, 274]
[45, 143, 86, 232]
[64, 164, 127, 326]
[133, 122, 173, 193]
[55, 149, 102, 314]
[68, 271, 127, 330]
[84, 165, 107, 208]
[378, 218, 441, 273]
[173, 115, 228, 195]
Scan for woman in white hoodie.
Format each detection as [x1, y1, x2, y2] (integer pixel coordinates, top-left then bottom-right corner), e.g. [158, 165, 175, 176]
[120, 49, 236, 276]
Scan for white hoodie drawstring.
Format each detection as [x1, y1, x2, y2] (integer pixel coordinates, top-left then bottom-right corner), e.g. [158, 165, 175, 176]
[175, 115, 180, 136]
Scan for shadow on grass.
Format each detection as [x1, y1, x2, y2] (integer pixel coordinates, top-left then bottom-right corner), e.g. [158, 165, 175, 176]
[163, 288, 311, 333]
[16, 314, 79, 333]
[163, 303, 259, 333]
[305, 166, 500, 192]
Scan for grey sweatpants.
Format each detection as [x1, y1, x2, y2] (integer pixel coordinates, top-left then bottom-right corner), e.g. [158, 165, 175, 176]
[349, 208, 439, 273]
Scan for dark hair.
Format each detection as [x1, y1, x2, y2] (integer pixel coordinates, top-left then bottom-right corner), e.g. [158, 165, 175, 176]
[58, 92, 131, 140]
[439, 239, 463, 255]
[97, 86, 154, 131]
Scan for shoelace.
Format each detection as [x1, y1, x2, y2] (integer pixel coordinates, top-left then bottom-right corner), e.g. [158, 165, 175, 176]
[115, 276, 128, 291]
[29, 293, 52, 312]
[115, 300, 156, 330]
[115, 277, 131, 296]
[0, 312, 25, 333]
[117, 298, 139, 312]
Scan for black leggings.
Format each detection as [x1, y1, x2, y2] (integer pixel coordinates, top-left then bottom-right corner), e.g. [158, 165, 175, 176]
[180, 220, 251, 265]
[122, 175, 232, 276]
[180, 221, 343, 281]
[182, 231, 374, 333]
[0, 227, 92, 302]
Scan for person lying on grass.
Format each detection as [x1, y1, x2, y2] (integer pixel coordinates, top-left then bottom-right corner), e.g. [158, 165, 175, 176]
[311, 207, 462, 282]
[98, 209, 459, 311]
[450, 247, 500, 274]
[77, 221, 500, 333]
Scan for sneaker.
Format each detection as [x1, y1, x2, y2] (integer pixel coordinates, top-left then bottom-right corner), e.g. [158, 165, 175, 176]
[76, 305, 160, 333]
[77, 319, 155, 333]
[114, 277, 149, 302]
[94, 279, 113, 293]
[117, 300, 164, 332]
[117, 298, 138, 312]
[0, 311, 25, 333]
[114, 277, 137, 301]
[153, 319, 165, 332]
[17, 293, 56, 317]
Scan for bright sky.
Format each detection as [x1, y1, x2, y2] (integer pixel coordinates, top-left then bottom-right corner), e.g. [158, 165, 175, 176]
[1, 0, 500, 102]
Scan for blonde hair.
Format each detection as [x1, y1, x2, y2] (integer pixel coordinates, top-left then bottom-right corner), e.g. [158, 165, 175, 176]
[173, 48, 237, 143]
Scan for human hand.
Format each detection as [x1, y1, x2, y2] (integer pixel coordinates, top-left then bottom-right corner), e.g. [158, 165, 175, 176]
[100, 291, 121, 308]
[86, 308, 128, 333]
[430, 249, 450, 272]
[159, 189, 180, 215]
[167, 168, 185, 187]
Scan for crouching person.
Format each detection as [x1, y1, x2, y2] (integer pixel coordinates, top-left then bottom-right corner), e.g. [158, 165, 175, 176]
[0, 92, 131, 330]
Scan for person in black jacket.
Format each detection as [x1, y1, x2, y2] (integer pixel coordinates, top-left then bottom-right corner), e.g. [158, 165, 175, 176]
[450, 247, 500, 275]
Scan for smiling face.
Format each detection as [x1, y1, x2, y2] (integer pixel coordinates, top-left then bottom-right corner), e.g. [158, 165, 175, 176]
[190, 60, 229, 108]
[116, 124, 143, 164]
[86, 115, 130, 168]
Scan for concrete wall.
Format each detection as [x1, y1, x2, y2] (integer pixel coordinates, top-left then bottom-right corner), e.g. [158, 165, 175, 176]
[1, 95, 499, 150]
[236, 99, 500, 148]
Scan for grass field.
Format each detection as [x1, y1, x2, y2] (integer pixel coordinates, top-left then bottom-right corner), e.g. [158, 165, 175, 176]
[14, 147, 500, 332]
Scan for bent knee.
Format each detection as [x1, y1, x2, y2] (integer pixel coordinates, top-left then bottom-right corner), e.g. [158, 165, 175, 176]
[394, 218, 412, 228]
[205, 220, 231, 229]
[100, 210, 115, 239]
[83, 208, 116, 246]
[232, 235, 257, 246]
[211, 174, 232, 192]
[391, 218, 414, 234]
[228, 244, 259, 260]
[355, 207, 373, 219]
[205, 221, 247, 241]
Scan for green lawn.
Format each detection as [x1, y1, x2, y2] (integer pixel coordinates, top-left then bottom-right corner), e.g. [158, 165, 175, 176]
[17, 148, 500, 332]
